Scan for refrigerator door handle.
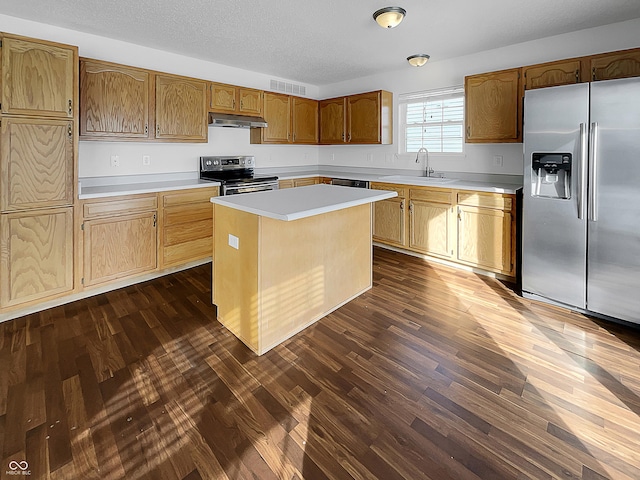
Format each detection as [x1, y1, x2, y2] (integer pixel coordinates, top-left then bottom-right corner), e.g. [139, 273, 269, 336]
[578, 123, 588, 220]
[589, 122, 599, 221]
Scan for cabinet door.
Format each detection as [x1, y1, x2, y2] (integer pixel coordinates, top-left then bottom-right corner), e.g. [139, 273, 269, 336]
[457, 205, 512, 273]
[278, 179, 294, 189]
[1, 117, 74, 211]
[238, 88, 263, 116]
[155, 75, 207, 142]
[319, 97, 346, 144]
[0, 207, 74, 308]
[293, 177, 318, 187]
[80, 59, 150, 138]
[83, 211, 157, 287]
[348, 91, 381, 143]
[409, 200, 453, 258]
[261, 92, 291, 143]
[1, 36, 76, 118]
[523, 59, 582, 90]
[373, 198, 405, 247]
[465, 68, 521, 143]
[210, 83, 237, 113]
[590, 48, 640, 81]
[292, 97, 318, 144]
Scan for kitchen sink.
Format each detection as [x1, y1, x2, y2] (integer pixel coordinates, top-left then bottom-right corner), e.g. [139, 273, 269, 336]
[378, 175, 457, 185]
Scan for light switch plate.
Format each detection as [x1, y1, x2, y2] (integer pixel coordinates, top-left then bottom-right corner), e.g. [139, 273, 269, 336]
[228, 234, 239, 250]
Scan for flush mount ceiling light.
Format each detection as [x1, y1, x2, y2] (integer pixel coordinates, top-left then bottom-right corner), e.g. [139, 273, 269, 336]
[373, 7, 407, 28]
[407, 54, 430, 67]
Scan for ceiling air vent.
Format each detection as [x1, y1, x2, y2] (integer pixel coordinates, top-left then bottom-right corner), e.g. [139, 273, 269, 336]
[270, 80, 306, 96]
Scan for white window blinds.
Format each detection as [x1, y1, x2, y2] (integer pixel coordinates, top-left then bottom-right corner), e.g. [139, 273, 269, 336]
[399, 86, 464, 154]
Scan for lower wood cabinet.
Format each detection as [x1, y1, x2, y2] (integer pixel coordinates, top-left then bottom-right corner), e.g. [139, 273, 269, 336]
[81, 194, 158, 287]
[278, 177, 320, 189]
[372, 182, 516, 277]
[0, 207, 74, 308]
[159, 187, 218, 268]
[372, 183, 407, 247]
[456, 192, 514, 275]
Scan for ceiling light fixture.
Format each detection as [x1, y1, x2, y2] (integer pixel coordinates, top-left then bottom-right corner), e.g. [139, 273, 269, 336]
[407, 54, 430, 67]
[373, 7, 407, 29]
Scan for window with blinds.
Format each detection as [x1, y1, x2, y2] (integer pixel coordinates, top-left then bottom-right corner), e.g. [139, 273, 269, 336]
[399, 87, 465, 154]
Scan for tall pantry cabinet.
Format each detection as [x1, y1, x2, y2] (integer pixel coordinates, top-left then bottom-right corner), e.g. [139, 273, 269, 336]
[0, 33, 78, 310]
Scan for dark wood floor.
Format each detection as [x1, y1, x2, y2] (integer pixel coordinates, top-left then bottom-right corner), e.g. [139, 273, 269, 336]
[1, 248, 640, 479]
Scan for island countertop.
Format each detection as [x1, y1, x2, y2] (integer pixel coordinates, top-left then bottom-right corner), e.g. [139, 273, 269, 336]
[210, 184, 397, 221]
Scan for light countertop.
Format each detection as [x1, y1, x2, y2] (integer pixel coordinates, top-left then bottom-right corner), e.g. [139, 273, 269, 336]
[78, 173, 219, 199]
[210, 184, 397, 221]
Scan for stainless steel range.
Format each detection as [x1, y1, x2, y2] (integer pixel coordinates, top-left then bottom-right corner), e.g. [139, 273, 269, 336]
[199, 156, 278, 195]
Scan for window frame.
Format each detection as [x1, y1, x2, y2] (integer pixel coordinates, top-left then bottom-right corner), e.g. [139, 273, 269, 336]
[398, 86, 465, 156]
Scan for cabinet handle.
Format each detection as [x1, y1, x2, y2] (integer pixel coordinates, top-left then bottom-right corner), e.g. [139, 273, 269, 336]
[592, 67, 597, 81]
[67, 123, 73, 140]
[466, 126, 470, 138]
[293, 133, 296, 142]
[341, 133, 345, 140]
[157, 125, 161, 136]
[68, 99, 73, 115]
[400, 200, 404, 210]
[458, 207, 462, 221]
[409, 202, 413, 213]
[153, 213, 157, 228]
[144, 124, 148, 135]
[575, 69, 580, 82]
[348, 133, 351, 142]
[240, 100, 243, 110]
[233, 99, 236, 109]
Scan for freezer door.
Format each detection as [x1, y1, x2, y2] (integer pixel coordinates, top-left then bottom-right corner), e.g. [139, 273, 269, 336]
[588, 78, 640, 324]
[522, 84, 589, 308]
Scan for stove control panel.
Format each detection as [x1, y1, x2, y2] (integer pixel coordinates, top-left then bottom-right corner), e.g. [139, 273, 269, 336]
[200, 156, 255, 171]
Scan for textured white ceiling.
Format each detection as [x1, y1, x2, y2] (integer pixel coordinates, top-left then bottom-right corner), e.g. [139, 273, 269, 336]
[2, 0, 640, 85]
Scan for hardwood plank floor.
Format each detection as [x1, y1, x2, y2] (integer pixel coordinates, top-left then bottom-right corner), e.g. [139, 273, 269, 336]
[1, 247, 640, 479]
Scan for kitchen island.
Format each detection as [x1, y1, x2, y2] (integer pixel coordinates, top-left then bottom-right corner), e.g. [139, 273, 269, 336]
[210, 184, 396, 355]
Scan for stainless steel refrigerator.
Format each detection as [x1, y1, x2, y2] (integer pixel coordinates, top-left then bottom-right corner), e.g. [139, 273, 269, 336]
[522, 77, 640, 326]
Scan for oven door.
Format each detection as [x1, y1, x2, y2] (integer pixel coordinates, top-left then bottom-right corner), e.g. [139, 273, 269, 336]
[223, 181, 279, 195]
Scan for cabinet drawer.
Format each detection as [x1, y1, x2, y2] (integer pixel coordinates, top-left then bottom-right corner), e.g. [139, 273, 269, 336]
[410, 188, 452, 204]
[371, 183, 406, 198]
[162, 187, 218, 207]
[163, 203, 212, 227]
[457, 192, 513, 211]
[83, 195, 157, 218]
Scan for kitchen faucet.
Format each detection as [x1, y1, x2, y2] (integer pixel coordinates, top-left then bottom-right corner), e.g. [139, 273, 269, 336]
[416, 147, 434, 177]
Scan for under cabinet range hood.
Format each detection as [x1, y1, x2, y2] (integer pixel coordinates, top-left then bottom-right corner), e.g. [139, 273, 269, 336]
[208, 112, 268, 128]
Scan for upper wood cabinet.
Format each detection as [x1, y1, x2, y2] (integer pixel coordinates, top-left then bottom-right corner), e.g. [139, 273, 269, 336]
[292, 97, 319, 144]
[465, 68, 521, 143]
[319, 97, 346, 144]
[590, 48, 640, 81]
[1, 117, 75, 212]
[80, 58, 150, 139]
[155, 74, 207, 142]
[255, 92, 291, 143]
[210, 82, 263, 116]
[523, 59, 582, 90]
[1, 34, 77, 118]
[319, 90, 393, 145]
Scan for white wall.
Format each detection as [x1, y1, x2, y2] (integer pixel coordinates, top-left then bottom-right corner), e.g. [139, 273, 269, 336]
[318, 18, 640, 176]
[2, 14, 639, 178]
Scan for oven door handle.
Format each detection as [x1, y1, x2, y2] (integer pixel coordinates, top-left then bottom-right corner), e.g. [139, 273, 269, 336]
[223, 181, 279, 195]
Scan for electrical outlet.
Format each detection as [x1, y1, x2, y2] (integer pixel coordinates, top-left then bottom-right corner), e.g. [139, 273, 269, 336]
[493, 155, 503, 167]
[110, 155, 120, 167]
[143, 155, 151, 166]
[228, 234, 239, 250]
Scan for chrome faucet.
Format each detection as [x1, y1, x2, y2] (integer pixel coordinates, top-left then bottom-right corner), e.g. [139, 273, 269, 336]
[416, 147, 434, 177]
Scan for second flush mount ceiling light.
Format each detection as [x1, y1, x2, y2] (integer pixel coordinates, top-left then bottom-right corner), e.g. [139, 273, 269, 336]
[373, 7, 430, 67]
